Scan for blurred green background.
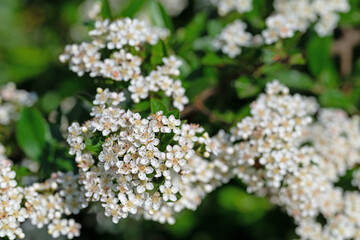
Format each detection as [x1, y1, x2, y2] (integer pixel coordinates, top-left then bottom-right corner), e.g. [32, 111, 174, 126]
[1, 0, 360, 239]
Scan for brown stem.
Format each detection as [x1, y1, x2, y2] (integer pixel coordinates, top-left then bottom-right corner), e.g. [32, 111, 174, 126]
[181, 87, 226, 123]
[332, 28, 360, 77]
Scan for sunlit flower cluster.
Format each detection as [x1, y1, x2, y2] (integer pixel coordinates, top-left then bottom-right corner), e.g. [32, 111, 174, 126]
[0, 82, 37, 125]
[66, 88, 231, 224]
[231, 80, 318, 191]
[213, 20, 256, 58]
[128, 55, 189, 111]
[302, 109, 360, 181]
[231, 81, 360, 240]
[0, 153, 86, 239]
[262, 0, 349, 43]
[293, 109, 360, 240]
[214, 0, 349, 57]
[60, 18, 189, 110]
[211, 0, 253, 16]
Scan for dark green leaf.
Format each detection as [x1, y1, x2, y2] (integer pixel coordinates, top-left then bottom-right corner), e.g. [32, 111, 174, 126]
[85, 137, 103, 155]
[306, 36, 333, 77]
[135, 100, 150, 112]
[202, 52, 237, 66]
[120, 0, 148, 18]
[151, 41, 165, 66]
[265, 69, 315, 90]
[165, 110, 180, 119]
[13, 165, 30, 184]
[16, 108, 50, 162]
[319, 89, 355, 111]
[289, 53, 306, 65]
[159, 132, 175, 152]
[147, 176, 165, 195]
[101, 0, 112, 20]
[207, 20, 223, 37]
[150, 98, 168, 114]
[148, 1, 173, 32]
[234, 77, 261, 99]
[184, 12, 207, 44]
[55, 158, 74, 171]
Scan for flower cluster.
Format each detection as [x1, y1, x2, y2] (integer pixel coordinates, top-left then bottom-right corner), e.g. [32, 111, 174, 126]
[128, 55, 189, 111]
[214, 0, 349, 57]
[303, 109, 360, 181]
[231, 81, 360, 240]
[213, 20, 256, 58]
[0, 152, 86, 239]
[231, 80, 318, 191]
[211, 0, 253, 16]
[60, 18, 189, 110]
[262, 0, 349, 43]
[0, 82, 37, 125]
[293, 109, 360, 240]
[66, 88, 232, 224]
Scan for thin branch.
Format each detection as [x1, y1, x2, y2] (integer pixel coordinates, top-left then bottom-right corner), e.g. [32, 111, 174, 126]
[332, 28, 360, 77]
[181, 87, 228, 123]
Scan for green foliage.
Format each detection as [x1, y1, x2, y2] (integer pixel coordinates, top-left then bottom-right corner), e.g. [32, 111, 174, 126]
[234, 77, 260, 99]
[101, 0, 113, 20]
[120, 0, 148, 18]
[2, 0, 360, 239]
[85, 137, 103, 156]
[16, 108, 50, 162]
[150, 98, 168, 114]
[218, 186, 272, 224]
[148, 1, 174, 32]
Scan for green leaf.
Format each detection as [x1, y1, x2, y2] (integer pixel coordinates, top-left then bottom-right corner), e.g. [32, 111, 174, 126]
[207, 20, 223, 37]
[101, 0, 112, 20]
[265, 69, 315, 90]
[218, 186, 272, 225]
[306, 36, 333, 77]
[289, 53, 306, 65]
[135, 100, 150, 113]
[318, 67, 339, 89]
[13, 165, 30, 184]
[120, 0, 148, 18]
[165, 110, 180, 119]
[148, 1, 173, 32]
[184, 12, 207, 44]
[202, 52, 237, 66]
[151, 41, 165, 66]
[167, 211, 196, 237]
[319, 89, 355, 111]
[147, 176, 165, 195]
[85, 137, 103, 156]
[40, 91, 61, 113]
[234, 77, 261, 99]
[16, 108, 50, 162]
[7, 46, 49, 83]
[55, 158, 74, 172]
[159, 132, 175, 152]
[150, 98, 168, 114]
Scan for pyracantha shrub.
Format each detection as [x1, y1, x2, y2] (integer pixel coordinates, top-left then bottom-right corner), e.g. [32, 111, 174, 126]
[67, 88, 235, 224]
[60, 18, 188, 111]
[213, 0, 350, 57]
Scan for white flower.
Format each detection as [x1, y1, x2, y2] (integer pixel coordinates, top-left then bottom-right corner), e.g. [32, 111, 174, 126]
[159, 181, 179, 202]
